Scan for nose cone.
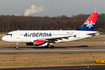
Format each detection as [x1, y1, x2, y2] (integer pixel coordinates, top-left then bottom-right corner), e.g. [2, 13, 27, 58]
[2, 36, 7, 41]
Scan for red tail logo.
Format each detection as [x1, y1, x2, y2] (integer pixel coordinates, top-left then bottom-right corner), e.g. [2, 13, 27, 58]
[78, 13, 98, 31]
[84, 13, 98, 24]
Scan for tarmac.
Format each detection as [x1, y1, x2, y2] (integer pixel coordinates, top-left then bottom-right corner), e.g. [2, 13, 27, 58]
[0, 46, 105, 52]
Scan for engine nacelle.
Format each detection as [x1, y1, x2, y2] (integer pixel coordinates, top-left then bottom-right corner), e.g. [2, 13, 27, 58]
[34, 40, 48, 46]
[26, 40, 48, 46]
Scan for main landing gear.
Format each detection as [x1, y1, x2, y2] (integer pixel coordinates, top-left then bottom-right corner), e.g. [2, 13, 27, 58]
[15, 42, 19, 49]
[50, 45, 54, 49]
[45, 43, 54, 49]
[45, 44, 49, 48]
[50, 43, 54, 49]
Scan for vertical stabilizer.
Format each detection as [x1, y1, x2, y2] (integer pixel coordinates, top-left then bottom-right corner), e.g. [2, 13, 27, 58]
[78, 5, 98, 31]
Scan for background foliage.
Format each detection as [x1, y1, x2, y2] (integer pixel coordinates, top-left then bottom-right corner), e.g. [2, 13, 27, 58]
[0, 14, 105, 33]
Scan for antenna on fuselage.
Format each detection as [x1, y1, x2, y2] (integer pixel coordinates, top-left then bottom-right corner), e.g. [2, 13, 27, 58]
[94, 3, 96, 13]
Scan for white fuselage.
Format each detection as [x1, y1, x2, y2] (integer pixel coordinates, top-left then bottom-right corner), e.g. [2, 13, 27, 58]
[2, 30, 99, 43]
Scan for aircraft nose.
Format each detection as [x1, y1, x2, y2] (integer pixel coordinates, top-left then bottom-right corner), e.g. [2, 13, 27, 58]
[2, 36, 7, 41]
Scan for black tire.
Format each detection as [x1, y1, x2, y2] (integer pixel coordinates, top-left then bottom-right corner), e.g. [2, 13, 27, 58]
[15, 46, 18, 49]
[50, 45, 54, 49]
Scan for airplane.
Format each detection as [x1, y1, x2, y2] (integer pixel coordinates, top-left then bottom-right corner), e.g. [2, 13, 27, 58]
[2, 7, 100, 49]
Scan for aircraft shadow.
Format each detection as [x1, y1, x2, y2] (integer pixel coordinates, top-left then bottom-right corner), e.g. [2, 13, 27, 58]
[2, 45, 88, 49]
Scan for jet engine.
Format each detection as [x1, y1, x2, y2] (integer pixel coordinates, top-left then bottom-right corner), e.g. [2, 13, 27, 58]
[26, 40, 48, 46]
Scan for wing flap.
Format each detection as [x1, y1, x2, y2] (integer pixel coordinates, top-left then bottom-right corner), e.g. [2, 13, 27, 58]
[37, 36, 72, 43]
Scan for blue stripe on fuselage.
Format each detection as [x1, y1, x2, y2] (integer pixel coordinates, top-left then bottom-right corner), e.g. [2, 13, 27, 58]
[24, 33, 52, 37]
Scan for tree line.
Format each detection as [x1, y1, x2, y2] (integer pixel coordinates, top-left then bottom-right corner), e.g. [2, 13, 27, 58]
[0, 14, 105, 33]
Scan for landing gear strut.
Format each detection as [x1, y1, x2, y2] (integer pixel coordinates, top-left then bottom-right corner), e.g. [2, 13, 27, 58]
[15, 42, 19, 49]
[50, 43, 54, 49]
[45, 44, 49, 48]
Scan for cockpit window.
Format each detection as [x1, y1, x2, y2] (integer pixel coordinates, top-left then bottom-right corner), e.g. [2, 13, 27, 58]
[6, 34, 12, 36]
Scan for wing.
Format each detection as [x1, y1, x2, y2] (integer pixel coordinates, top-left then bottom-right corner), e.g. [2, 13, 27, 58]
[37, 35, 73, 43]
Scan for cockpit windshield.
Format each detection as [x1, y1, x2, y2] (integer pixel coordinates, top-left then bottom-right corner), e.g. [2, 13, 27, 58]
[6, 34, 12, 36]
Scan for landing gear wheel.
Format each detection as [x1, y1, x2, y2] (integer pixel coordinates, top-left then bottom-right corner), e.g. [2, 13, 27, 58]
[50, 45, 54, 49]
[15, 46, 18, 49]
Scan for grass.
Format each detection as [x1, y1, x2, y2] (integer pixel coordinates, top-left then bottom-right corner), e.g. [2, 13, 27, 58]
[0, 52, 105, 68]
[94, 34, 105, 37]
[0, 34, 5, 37]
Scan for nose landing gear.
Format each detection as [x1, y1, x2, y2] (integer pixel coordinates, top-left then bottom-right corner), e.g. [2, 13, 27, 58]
[15, 42, 19, 49]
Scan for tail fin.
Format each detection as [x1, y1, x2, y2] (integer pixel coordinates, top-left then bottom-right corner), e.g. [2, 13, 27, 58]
[78, 12, 98, 31]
